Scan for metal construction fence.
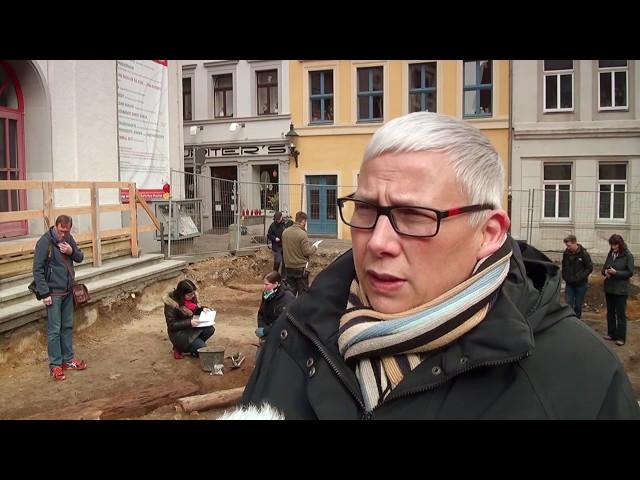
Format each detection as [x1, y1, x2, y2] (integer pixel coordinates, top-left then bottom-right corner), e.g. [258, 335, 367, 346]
[163, 172, 640, 261]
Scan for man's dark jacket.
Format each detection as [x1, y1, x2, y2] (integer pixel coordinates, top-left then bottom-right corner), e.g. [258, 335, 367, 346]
[241, 237, 640, 419]
[562, 243, 593, 286]
[267, 220, 286, 252]
[33, 227, 84, 298]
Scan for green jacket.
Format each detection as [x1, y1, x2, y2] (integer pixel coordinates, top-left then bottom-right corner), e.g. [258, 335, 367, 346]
[282, 223, 317, 269]
[242, 237, 640, 419]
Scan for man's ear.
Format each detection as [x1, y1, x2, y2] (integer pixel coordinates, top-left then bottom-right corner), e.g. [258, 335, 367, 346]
[476, 210, 511, 260]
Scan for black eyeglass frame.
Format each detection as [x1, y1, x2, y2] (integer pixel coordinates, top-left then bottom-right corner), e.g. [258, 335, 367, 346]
[336, 194, 496, 238]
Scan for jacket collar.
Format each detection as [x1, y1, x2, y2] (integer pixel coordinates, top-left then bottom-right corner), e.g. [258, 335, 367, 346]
[288, 237, 573, 396]
[163, 293, 194, 317]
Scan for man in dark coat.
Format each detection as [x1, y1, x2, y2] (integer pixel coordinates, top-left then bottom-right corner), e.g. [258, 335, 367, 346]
[267, 211, 286, 272]
[239, 112, 639, 419]
[561, 234, 593, 319]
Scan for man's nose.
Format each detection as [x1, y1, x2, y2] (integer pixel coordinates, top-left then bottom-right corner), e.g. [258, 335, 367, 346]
[366, 214, 401, 255]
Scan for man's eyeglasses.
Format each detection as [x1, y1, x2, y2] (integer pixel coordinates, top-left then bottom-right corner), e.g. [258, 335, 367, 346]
[336, 195, 495, 238]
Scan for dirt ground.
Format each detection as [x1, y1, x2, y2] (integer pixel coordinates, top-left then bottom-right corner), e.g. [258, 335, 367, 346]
[0, 246, 638, 419]
[0, 247, 345, 420]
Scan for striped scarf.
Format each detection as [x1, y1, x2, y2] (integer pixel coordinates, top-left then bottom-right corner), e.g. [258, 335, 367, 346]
[338, 239, 512, 412]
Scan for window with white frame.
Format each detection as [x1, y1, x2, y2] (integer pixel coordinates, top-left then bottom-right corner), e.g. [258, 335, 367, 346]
[213, 74, 233, 118]
[598, 60, 628, 110]
[543, 163, 571, 219]
[257, 69, 278, 115]
[598, 163, 627, 220]
[409, 62, 437, 113]
[309, 70, 334, 123]
[543, 61, 574, 112]
[182, 77, 192, 121]
[463, 60, 492, 117]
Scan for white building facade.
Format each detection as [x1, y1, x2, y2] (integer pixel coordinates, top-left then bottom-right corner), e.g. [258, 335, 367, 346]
[0, 60, 183, 243]
[180, 60, 293, 233]
[511, 60, 640, 255]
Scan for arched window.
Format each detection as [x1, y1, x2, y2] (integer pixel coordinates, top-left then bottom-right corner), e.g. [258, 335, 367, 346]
[0, 60, 26, 237]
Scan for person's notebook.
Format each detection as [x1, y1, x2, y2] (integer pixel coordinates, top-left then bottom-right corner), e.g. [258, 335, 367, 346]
[197, 309, 216, 327]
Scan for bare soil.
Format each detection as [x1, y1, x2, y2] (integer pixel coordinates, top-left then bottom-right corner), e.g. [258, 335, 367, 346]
[0, 246, 637, 419]
[0, 248, 344, 420]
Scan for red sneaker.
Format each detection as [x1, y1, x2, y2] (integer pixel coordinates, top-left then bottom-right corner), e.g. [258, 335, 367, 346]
[62, 358, 87, 370]
[173, 348, 184, 360]
[50, 366, 66, 381]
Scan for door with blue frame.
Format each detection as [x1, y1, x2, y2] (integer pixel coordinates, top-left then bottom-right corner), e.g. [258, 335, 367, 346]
[306, 175, 337, 236]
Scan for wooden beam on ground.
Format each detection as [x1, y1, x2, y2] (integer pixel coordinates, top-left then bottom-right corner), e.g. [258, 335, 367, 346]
[129, 183, 138, 258]
[25, 380, 200, 420]
[175, 386, 245, 414]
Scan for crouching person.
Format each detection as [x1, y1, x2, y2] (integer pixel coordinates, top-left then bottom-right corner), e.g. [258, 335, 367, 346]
[164, 280, 214, 359]
[255, 271, 295, 359]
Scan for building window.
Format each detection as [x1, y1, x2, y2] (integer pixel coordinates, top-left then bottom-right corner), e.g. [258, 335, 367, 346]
[598, 163, 627, 220]
[257, 69, 278, 115]
[409, 62, 437, 113]
[357, 66, 383, 122]
[309, 70, 334, 123]
[213, 74, 233, 118]
[543, 60, 574, 112]
[598, 60, 628, 110]
[463, 60, 492, 117]
[182, 77, 192, 121]
[543, 164, 571, 219]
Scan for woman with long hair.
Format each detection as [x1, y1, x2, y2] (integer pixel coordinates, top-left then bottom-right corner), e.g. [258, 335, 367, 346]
[255, 271, 295, 355]
[602, 234, 635, 346]
[164, 279, 215, 359]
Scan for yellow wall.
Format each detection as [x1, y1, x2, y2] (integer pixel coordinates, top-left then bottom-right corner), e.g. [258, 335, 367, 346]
[288, 60, 511, 239]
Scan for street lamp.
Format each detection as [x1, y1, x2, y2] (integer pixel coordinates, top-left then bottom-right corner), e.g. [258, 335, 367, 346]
[284, 123, 300, 168]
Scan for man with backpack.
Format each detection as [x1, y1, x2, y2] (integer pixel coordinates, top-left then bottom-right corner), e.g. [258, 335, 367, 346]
[32, 215, 88, 381]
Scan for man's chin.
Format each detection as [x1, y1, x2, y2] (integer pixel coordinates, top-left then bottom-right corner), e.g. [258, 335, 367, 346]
[368, 296, 411, 315]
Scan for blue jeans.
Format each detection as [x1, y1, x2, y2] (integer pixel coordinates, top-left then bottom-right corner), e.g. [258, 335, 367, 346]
[47, 293, 75, 367]
[565, 283, 588, 319]
[188, 326, 215, 353]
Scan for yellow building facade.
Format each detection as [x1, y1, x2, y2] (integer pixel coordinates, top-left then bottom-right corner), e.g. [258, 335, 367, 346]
[288, 60, 510, 239]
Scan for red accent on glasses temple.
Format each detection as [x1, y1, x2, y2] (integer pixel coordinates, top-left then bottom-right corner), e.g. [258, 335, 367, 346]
[447, 207, 461, 216]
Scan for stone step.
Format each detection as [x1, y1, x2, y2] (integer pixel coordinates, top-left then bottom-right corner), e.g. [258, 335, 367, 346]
[0, 258, 186, 334]
[0, 254, 166, 306]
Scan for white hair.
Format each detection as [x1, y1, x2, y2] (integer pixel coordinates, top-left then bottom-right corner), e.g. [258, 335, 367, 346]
[217, 403, 285, 420]
[363, 112, 503, 226]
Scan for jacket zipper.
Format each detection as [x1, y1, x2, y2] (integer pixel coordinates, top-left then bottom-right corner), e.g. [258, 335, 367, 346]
[286, 313, 367, 414]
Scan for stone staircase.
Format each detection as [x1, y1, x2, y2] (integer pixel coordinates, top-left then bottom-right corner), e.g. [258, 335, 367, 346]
[0, 253, 187, 334]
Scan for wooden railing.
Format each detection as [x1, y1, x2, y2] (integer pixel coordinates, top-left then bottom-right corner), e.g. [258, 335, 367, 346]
[0, 181, 162, 270]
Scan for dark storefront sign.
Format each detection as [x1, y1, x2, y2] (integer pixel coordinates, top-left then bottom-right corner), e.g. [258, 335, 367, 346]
[184, 143, 287, 159]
